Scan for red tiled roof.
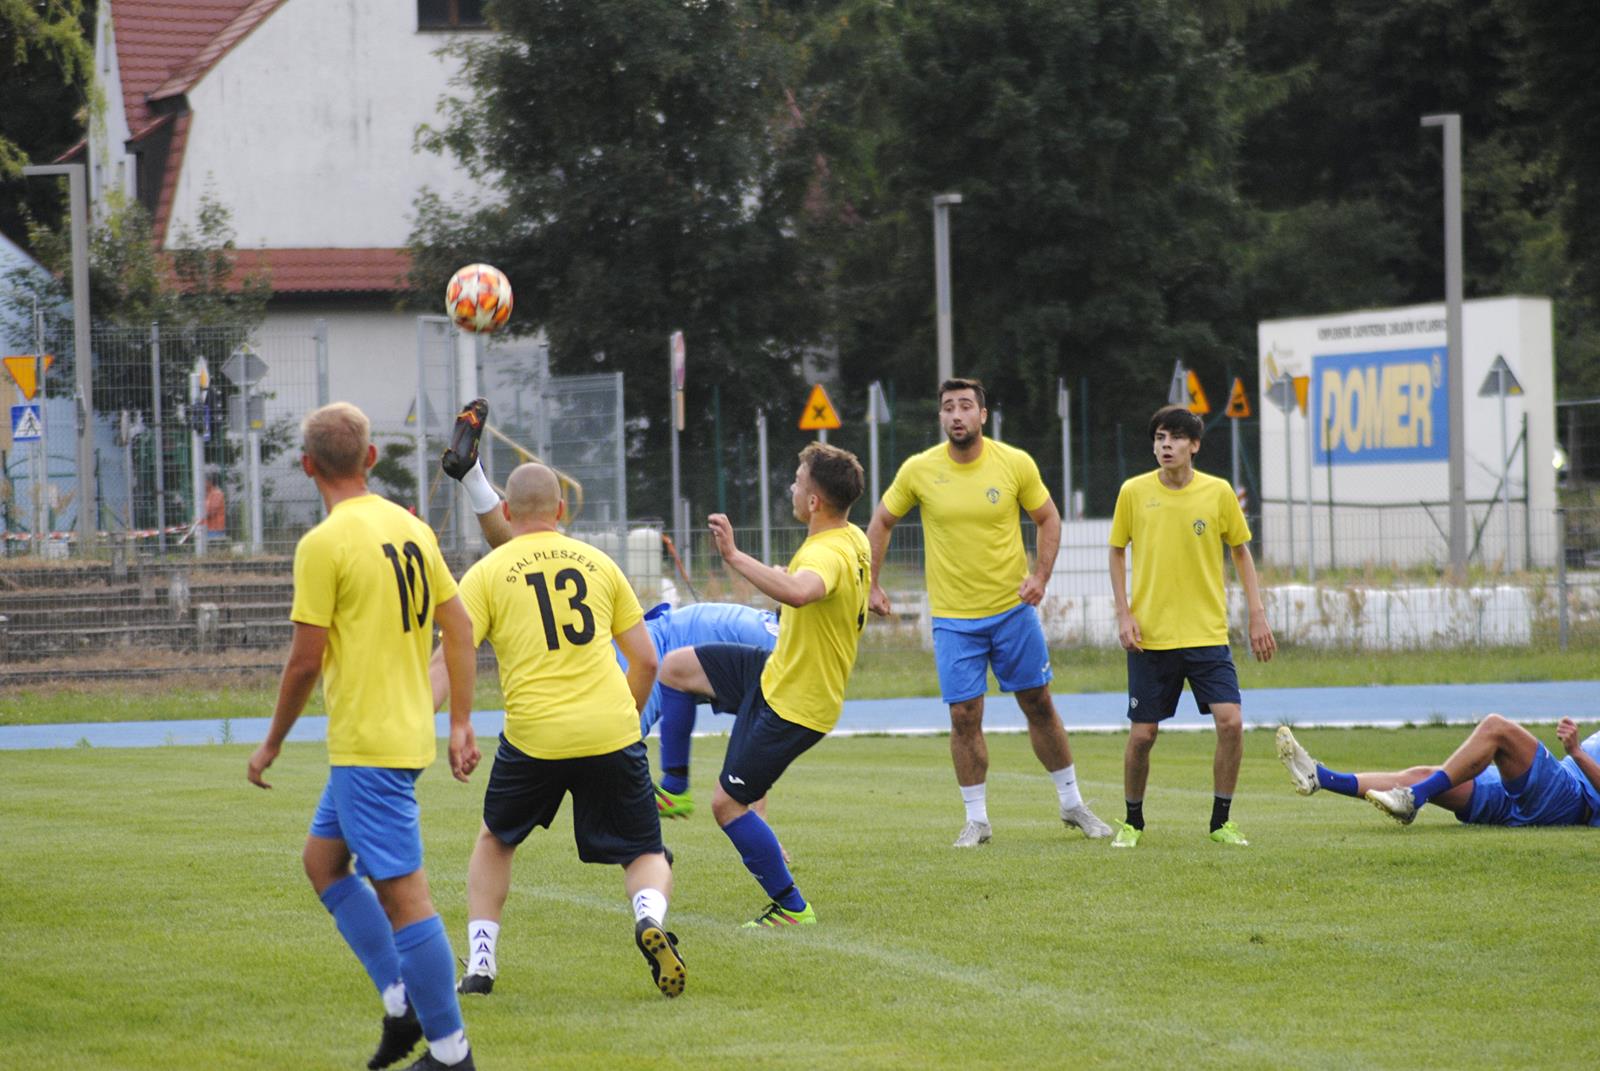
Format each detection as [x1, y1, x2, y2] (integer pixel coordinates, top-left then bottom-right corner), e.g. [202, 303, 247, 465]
[149, 0, 288, 106]
[109, 1, 265, 136]
[228, 248, 414, 294]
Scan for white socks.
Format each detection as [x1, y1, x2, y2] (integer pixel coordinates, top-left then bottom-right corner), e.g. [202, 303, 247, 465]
[460, 461, 501, 515]
[632, 888, 669, 925]
[429, 1030, 470, 1066]
[1051, 763, 1083, 810]
[381, 981, 408, 1018]
[960, 782, 989, 824]
[465, 919, 499, 977]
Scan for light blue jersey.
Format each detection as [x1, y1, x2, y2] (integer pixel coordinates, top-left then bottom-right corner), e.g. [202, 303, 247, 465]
[1463, 731, 1600, 827]
[622, 602, 779, 733]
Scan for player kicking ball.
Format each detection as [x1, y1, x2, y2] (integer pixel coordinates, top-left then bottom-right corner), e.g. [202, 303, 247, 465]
[1276, 717, 1600, 827]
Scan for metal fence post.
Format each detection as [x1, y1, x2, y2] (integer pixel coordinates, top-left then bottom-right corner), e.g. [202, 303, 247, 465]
[1556, 506, 1569, 651]
[150, 322, 167, 554]
[314, 318, 329, 407]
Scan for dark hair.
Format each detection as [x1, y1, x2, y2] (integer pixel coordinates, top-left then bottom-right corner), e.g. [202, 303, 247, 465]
[938, 378, 986, 411]
[799, 442, 865, 513]
[1149, 404, 1203, 442]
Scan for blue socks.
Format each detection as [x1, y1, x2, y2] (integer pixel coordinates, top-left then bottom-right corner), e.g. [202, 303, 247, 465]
[1408, 769, 1454, 809]
[722, 811, 805, 912]
[393, 915, 465, 1043]
[320, 875, 402, 996]
[657, 687, 697, 794]
[1315, 765, 1361, 797]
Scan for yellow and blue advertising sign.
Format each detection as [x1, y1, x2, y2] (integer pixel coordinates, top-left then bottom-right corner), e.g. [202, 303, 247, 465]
[1311, 347, 1447, 464]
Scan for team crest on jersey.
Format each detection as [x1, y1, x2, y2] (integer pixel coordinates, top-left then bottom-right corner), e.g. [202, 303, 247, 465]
[1193, 518, 1207, 536]
[986, 487, 1000, 504]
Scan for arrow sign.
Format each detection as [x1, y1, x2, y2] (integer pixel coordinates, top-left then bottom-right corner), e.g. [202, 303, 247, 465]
[3, 355, 54, 400]
[798, 383, 841, 430]
[1477, 355, 1523, 398]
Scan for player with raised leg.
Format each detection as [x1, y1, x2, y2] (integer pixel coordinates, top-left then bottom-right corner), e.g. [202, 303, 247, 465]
[659, 443, 870, 927]
[1108, 405, 1275, 849]
[866, 378, 1110, 847]
[1276, 717, 1600, 827]
[248, 402, 480, 1071]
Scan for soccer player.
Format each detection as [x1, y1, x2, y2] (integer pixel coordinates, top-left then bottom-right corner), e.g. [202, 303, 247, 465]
[1276, 717, 1600, 827]
[247, 402, 480, 1071]
[658, 442, 870, 926]
[866, 378, 1111, 847]
[441, 463, 685, 1000]
[1108, 405, 1276, 849]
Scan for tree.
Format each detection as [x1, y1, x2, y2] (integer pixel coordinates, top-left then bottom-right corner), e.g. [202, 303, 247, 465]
[0, 0, 94, 245]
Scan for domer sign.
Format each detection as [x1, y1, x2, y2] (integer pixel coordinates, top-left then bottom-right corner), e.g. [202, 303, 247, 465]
[1257, 296, 1555, 570]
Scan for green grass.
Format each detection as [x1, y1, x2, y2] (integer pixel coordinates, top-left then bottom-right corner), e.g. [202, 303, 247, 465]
[3, 728, 1596, 1069]
[2, 644, 1597, 727]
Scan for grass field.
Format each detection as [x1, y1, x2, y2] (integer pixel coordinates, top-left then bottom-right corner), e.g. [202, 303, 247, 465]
[3, 728, 1595, 1070]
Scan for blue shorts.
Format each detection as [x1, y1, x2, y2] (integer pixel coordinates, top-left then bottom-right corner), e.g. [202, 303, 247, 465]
[309, 766, 424, 881]
[1125, 646, 1241, 722]
[1460, 744, 1593, 827]
[695, 642, 825, 805]
[931, 604, 1053, 705]
[481, 737, 665, 865]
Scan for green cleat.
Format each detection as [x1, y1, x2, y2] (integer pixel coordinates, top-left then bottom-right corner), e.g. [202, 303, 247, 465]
[743, 901, 817, 928]
[655, 785, 694, 819]
[1209, 821, 1250, 846]
[1110, 822, 1142, 849]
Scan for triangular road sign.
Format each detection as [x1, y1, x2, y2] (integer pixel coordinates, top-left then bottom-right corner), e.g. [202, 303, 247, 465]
[1225, 377, 1251, 419]
[3, 355, 54, 400]
[1477, 355, 1523, 398]
[798, 383, 842, 430]
[1167, 361, 1187, 406]
[1185, 369, 1210, 414]
[1292, 375, 1310, 414]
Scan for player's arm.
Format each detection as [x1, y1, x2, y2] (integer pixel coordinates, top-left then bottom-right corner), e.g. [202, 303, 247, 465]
[475, 502, 514, 549]
[435, 594, 481, 781]
[614, 621, 658, 714]
[248, 622, 327, 788]
[1556, 719, 1600, 794]
[1020, 498, 1061, 607]
[1229, 541, 1276, 663]
[1108, 545, 1141, 652]
[865, 502, 903, 617]
[708, 513, 826, 607]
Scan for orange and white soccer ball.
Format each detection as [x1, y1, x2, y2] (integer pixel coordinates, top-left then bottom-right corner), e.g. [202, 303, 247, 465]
[445, 263, 513, 333]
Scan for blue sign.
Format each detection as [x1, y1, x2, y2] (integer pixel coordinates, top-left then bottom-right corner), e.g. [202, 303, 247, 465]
[1311, 347, 1448, 464]
[10, 403, 42, 442]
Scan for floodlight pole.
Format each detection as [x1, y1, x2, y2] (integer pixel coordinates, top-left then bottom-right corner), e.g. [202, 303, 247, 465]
[22, 164, 94, 553]
[1422, 114, 1467, 582]
[932, 193, 962, 386]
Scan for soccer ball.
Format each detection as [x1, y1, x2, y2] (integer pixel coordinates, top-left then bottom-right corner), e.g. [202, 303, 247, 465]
[445, 263, 513, 333]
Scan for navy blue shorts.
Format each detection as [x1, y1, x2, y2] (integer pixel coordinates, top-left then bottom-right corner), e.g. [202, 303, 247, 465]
[481, 736, 664, 865]
[1125, 645, 1242, 722]
[695, 642, 825, 805]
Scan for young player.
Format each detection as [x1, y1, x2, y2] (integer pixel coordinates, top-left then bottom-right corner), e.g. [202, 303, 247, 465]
[440, 463, 684, 1000]
[1276, 717, 1600, 827]
[866, 378, 1111, 847]
[247, 402, 480, 1071]
[658, 443, 870, 926]
[1107, 404, 1275, 848]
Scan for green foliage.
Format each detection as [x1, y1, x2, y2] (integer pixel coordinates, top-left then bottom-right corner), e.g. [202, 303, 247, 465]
[368, 438, 419, 505]
[0, 0, 93, 243]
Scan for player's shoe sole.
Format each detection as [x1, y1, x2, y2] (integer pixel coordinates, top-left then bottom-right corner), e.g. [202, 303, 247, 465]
[635, 917, 686, 997]
[368, 1006, 422, 1070]
[1061, 804, 1113, 839]
[1365, 785, 1418, 824]
[1276, 725, 1320, 795]
[440, 398, 489, 479]
[952, 819, 992, 847]
[744, 901, 817, 927]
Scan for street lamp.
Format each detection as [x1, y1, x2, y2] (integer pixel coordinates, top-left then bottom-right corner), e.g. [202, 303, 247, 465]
[932, 193, 962, 386]
[1421, 114, 1466, 582]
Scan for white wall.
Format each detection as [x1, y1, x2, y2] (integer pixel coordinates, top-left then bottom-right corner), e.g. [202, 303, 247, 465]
[89, 4, 136, 210]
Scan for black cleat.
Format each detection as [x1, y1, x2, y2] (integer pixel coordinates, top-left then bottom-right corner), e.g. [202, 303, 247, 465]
[456, 970, 494, 996]
[634, 917, 686, 998]
[440, 398, 489, 479]
[368, 1006, 422, 1070]
[401, 1049, 475, 1071]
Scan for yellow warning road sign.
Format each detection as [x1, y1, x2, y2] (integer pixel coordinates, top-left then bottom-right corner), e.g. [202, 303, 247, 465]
[1225, 377, 1251, 419]
[1292, 375, 1310, 415]
[1184, 369, 1210, 414]
[798, 383, 842, 430]
[3, 355, 54, 400]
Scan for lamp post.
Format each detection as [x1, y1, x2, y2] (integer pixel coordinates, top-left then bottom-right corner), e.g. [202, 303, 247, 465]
[21, 163, 94, 553]
[932, 193, 962, 386]
[1421, 114, 1467, 582]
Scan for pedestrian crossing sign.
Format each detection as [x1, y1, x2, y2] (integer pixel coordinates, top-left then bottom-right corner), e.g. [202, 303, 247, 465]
[12, 403, 43, 442]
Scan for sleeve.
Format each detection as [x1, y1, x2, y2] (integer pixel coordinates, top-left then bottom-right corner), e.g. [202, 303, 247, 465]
[791, 539, 845, 596]
[879, 457, 919, 517]
[1108, 483, 1133, 548]
[609, 561, 645, 635]
[1219, 483, 1252, 546]
[289, 533, 336, 627]
[457, 560, 491, 647]
[1013, 448, 1050, 513]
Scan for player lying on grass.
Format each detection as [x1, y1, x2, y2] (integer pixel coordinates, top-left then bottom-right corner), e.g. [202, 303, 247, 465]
[1276, 716, 1600, 827]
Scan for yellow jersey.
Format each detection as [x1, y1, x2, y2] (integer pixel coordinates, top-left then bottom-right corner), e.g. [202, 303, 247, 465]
[760, 523, 871, 734]
[457, 530, 644, 759]
[881, 439, 1051, 618]
[1108, 469, 1250, 649]
[290, 493, 459, 768]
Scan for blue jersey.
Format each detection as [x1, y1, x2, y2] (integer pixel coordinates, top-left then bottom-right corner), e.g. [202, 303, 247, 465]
[1463, 731, 1600, 827]
[1567, 730, 1600, 824]
[621, 602, 780, 733]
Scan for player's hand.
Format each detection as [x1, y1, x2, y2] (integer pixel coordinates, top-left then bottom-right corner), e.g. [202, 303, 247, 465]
[1249, 614, 1277, 663]
[247, 740, 280, 789]
[868, 583, 892, 617]
[1116, 610, 1143, 652]
[450, 723, 481, 783]
[707, 513, 738, 560]
[1557, 717, 1581, 755]
[1018, 574, 1047, 607]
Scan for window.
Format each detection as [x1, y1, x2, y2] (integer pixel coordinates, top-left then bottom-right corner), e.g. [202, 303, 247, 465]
[418, 0, 485, 29]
